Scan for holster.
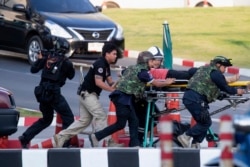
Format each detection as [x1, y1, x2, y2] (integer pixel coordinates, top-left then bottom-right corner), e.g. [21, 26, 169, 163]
[34, 82, 60, 103]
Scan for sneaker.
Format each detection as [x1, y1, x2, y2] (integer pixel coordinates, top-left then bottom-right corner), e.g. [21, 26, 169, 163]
[18, 136, 29, 149]
[191, 143, 201, 149]
[54, 134, 66, 148]
[89, 134, 99, 147]
[107, 139, 125, 147]
[177, 133, 191, 148]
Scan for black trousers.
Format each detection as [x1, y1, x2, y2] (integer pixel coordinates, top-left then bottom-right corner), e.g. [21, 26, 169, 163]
[167, 68, 196, 80]
[95, 95, 140, 147]
[22, 94, 74, 142]
[183, 97, 212, 143]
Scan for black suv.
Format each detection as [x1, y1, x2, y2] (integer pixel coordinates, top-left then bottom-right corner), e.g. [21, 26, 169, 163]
[0, 0, 125, 64]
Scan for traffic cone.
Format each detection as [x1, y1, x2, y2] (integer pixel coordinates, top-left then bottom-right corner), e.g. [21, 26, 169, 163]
[108, 101, 125, 143]
[55, 114, 79, 147]
[166, 93, 180, 110]
[153, 126, 159, 137]
[166, 93, 181, 122]
[190, 117, 196, 127]
[30, 137, 56, 148]
[55, 113, 63, 134]
[0, 136, 8, 149]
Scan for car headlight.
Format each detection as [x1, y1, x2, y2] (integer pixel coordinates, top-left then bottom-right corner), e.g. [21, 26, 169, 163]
[44, 20, 72, 39]
[115, 23, 124, 40]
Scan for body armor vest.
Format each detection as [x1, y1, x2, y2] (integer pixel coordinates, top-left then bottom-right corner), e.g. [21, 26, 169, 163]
[187, 65, 220, 102]
[116, 64, 148, 98]
[41, 57, 63, 81]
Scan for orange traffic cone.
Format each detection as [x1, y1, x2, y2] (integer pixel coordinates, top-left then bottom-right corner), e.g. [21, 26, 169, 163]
[30, 137, 55, 148]
[166, 93, 180, 110]
[168, 113, 181, 122]
[153, 126, 159, 137]
[55, 114, 79, 147]
[107, 101, 125, 143]
[166, 93, 181, 122]
[55, 113, 63, 134]
[191, 117, 197, 127]
[0, 136, 8, 149]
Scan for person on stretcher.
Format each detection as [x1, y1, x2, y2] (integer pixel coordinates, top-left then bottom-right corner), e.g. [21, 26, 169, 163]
[135, 46, 239, 146]
[148, 46, 239, 82]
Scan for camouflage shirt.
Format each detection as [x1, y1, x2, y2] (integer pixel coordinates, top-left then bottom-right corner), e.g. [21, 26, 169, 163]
[116, 64, 149, 98]
[187, 65, 220, 102]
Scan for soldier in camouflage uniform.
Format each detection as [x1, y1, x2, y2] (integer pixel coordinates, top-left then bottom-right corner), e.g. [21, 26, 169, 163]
[89, 51, 175, 147]
[177, 56, 245, 148]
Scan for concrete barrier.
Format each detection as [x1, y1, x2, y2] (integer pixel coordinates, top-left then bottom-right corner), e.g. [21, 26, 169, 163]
[0, 148, 220, 167]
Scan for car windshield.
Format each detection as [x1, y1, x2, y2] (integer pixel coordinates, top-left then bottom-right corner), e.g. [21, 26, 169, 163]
[29, 0, 96, 13]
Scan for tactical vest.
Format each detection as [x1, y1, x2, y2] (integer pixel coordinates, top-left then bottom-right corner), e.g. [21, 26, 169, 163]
[41, 56, 64, 81]
[187, 65, 220, 102]
[116, 64, 148, 98]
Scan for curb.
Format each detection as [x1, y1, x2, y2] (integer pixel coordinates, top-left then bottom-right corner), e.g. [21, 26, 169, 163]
[17, 116, 80, 126]
[0, 148, 220, 167]
[124, 49, 250, 77]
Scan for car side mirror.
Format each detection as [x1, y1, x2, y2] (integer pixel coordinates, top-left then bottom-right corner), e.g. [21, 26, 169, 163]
[12, 4, 26, 12]
[95, 6, 102, 12]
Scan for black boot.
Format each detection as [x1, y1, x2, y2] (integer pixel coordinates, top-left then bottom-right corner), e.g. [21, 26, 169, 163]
[18, 136, 29, 149]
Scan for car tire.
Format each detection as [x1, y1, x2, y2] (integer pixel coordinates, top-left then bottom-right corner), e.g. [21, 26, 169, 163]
[27, 35, 43, 65]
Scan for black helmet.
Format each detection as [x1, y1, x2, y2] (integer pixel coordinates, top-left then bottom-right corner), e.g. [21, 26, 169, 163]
[43, 35, 55, 50]
[54, 38, 70, 54]
[137, 51, 154, 64]
[43, 36, 69, 54]
[212, 56, 233, 67]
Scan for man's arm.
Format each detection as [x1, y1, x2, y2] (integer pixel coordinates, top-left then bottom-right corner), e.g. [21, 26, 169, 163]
[211, 71, 244, 95]
[151, 78, 175, 87]
[95, 75, 115, 92]
[30, 52, 46, 73]
[138, 69, 175, 87]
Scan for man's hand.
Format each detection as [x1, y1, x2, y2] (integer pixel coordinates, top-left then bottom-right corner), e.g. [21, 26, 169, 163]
[37, 51, 43, 59]
[165, 78, 175, 85]
[237, 88, 246, 95]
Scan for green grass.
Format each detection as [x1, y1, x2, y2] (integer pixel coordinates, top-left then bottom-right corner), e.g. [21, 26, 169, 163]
[17, 108, 42, 117]
[103, 7, 250, 68]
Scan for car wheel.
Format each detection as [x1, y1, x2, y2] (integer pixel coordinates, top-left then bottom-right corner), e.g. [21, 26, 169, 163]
[27, 35, 43, 64]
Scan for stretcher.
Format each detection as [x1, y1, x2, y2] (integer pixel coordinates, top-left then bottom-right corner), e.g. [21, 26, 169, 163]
[142, 80, 250, 147]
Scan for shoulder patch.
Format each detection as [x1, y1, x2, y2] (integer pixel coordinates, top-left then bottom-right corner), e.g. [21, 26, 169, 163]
[98, 67, 104, 73]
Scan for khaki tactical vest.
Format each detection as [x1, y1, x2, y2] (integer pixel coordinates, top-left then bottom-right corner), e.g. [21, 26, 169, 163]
[116, 64, 148, 98]
[187, 65, 220, 102]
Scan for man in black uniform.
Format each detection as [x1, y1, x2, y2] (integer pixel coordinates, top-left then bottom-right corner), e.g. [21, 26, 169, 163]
[54, 42, 122, 147]
[19, 37, 75, 148]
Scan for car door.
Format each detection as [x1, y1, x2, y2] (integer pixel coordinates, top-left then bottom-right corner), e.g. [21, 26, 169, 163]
[0, 3, 29, 51]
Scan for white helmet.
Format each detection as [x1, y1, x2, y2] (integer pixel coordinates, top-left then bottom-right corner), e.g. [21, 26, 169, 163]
[147, 46, 164, 60]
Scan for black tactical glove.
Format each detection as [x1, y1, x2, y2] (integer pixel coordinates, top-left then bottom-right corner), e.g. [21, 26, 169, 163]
[217, 92, 229, 100]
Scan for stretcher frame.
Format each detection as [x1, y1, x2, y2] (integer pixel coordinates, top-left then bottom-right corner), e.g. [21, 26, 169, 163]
[142, 81, 250, 147]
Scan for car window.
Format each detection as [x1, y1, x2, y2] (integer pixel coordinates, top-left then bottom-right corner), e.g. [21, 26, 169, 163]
[29, 0, 96, 13]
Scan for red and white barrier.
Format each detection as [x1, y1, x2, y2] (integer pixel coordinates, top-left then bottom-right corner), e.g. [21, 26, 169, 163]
[159, 115, 173, 167]
[219, 115, 234, 167]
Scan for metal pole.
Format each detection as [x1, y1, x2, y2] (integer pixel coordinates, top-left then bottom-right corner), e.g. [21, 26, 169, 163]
[162, 21, 173, 69]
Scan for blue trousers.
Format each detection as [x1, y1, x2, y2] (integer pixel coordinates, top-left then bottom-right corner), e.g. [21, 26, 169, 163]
[183, 98, 212, 143]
